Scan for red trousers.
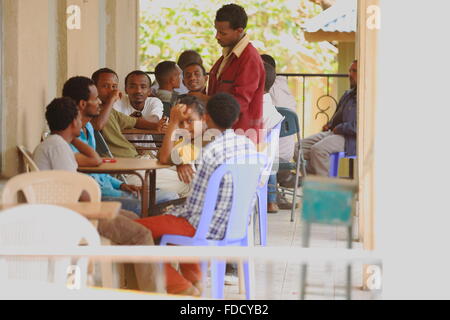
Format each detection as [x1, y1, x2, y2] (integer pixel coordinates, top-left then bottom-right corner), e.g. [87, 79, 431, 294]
[135, 215, 201, 294]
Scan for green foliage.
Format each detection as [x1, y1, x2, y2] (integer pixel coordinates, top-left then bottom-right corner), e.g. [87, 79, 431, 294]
[139, 0, 337, 73]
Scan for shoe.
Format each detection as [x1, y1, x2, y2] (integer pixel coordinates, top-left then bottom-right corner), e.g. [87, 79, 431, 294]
[278, 174, 302, 189]
[277, 194, 299, 210]
[268, 202, 279, 214]
[176, 285, 200, 297]
[224, 274, 239, 286]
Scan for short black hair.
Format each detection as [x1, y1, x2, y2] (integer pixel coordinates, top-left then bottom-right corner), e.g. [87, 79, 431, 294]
[206, 93, 240, 129]
[62, 76, 95, 104]
[216, 4, 248, 30]
[155, 61, 179, 86]
[183, 62, 207, 76]
[263, 62, 276, 93]
[261, 54, 276, 70]
[45, 97, 79, 132]
[178, 50, 203, 70]
[91, 68, 118, 85]
[125, 70, 152, 87]
[177, 94, 205, 116]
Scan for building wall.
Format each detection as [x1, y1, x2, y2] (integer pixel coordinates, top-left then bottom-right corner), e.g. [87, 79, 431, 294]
[0, 0, 139, 178]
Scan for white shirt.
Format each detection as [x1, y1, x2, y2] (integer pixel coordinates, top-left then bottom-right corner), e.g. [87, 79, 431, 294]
[113, 95, 163, 120]
[269, 76, 297, 110]
[33, 134, 78, 172]
[263, 93, 284, 130]
[114, 95, 163, 149]
[269, 76, 297, 162]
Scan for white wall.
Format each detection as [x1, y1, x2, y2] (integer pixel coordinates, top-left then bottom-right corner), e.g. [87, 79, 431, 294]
[377, 0, 450, 299]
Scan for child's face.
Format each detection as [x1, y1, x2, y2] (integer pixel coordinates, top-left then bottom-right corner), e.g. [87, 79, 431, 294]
[179, 107, 204, 138]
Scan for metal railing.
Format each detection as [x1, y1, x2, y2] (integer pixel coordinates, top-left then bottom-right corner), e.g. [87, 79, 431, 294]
[147, 71, 348, 138]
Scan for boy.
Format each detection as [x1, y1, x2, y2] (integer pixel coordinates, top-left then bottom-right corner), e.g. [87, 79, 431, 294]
[136, 93, 258, 296]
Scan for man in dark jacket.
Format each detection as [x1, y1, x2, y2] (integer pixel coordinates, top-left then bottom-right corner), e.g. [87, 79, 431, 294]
[301, 60, 357, 176]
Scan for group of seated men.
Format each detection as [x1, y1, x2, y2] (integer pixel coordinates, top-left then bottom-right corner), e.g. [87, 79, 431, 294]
[29, 24, 358, 295]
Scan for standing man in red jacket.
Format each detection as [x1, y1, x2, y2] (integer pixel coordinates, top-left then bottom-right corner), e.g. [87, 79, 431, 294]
[191, 4, 265, 143]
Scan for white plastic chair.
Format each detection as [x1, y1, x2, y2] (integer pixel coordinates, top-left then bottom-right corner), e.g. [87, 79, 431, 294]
[0, 204, 100, 288]
[1, 170, 101, 205]
[1, 171, 115, 287]
[17, 146, 39, 173]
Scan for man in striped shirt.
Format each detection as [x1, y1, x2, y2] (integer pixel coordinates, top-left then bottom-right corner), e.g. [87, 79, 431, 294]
[136, 93, 258, 296]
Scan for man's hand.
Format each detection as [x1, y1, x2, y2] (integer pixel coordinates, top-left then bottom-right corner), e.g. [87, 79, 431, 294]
[323, 124, 331, 132]
[176, 164, 195, 184]
[106, 89, 122, 105]
[170, 104, 191, 125]
[120, 184, 142, 197]
[158, 116, 169, 133]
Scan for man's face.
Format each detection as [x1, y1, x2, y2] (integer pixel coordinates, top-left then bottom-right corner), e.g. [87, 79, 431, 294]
[349, 62, 357, 89]
[183, 65, 208, 92]
[214, 21, 244, 48]
[83, 85, 101, 118]
[179, 107, 204, 137]
[125, 74, 151, 108]
[96, 73, 119, 104]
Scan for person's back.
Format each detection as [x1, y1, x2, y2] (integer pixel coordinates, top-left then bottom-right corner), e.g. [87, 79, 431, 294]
[33, 134, 78, 172]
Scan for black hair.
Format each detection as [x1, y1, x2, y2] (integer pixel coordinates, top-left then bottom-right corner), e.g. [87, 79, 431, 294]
[182, 62, 207, 76]
[206, 93, 240, 129]
[263, 62, 276, 93]
[177, 94, 205, 116]
[261, 54, 276, 70]
[124, 70, 152, 87]
[45, 97, 79, 132]
[62, 76, 95, 104]
[155, 61, 179, 85]
[216, 4, 248, 30]
[177, 50, 203, 70]
[91, 68, 118, 85]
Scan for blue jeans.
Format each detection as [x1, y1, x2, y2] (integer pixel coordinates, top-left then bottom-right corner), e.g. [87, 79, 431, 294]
[268, 174, 277, 204]
[102, 189, 179, 217]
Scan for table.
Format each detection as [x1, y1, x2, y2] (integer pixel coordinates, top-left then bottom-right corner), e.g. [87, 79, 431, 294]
[0, 202, 121, 220]
[78, 158, 170, 217]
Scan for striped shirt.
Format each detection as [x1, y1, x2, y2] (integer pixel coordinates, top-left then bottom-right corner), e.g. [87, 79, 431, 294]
[168, 129, 257, 240]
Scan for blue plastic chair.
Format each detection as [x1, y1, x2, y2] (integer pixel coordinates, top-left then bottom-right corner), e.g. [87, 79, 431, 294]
[276, 107, 306, 222]
[256, 120, 282, 247]
[160, 154, 266, 300]
[329, 152, 357, 178]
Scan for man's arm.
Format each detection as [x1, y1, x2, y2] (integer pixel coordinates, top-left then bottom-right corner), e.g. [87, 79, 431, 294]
[134, 118, 160, 130]
[72, 138, 102, 167]
[91, 90, 122, 131]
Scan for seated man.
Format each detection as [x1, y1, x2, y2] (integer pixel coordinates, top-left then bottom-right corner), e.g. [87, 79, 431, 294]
[158, 95, 206, 185]
[90, 68, 191, 197]
[62, 76, 177, 214]
[135, 93, 258, 296]
[299, 60, 358, 176]
[261, 62, 283, 214]
[33, 97, 159, 292]
[152, 50, 203, 96]
[154, 61, 182, 106]
[183, 63, 208, 95]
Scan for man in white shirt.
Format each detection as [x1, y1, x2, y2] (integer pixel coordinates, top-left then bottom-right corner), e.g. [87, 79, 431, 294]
[114, 70, 164, 149]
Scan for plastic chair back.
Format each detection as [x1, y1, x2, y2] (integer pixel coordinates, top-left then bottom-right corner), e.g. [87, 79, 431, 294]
[276, 107, 300, 138]
[1, 171, 101, 205]
[17, 146, 39, 173]
[0, 204, 100, 285]
[194, 154, 266, 243]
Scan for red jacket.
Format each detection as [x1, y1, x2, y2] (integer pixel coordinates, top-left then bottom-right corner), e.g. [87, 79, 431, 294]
[208, 43, 265, 143]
